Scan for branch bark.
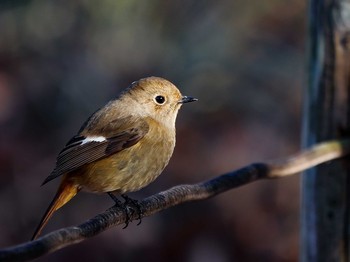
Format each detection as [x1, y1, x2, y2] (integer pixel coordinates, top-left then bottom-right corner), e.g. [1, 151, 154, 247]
[0, 139, 349, 262]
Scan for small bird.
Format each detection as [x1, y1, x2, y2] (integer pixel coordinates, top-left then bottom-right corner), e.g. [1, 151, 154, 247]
[32, 76, 197, 240]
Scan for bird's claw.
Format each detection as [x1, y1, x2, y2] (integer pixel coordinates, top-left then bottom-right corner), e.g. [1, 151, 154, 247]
[107, 192, 143, 228]
[121, 194, 143, 226]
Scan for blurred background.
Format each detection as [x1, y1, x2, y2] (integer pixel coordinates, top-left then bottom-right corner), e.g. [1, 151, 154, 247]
[0, 0, 305, 261]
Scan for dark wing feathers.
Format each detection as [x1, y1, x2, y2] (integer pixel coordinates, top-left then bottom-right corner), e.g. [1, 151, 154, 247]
[105, 133, 140, 155]
[42, 120, 149, 185]
[63, 135, 86, 149]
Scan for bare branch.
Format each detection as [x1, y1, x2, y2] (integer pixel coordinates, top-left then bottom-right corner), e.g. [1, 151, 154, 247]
[1, 139, 349, 262]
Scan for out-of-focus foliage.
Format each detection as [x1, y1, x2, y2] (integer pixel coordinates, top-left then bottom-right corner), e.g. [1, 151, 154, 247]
[0, 1, 304, 261]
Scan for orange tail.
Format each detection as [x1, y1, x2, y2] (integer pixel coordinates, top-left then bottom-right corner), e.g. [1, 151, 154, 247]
[31, 178, 80, 240]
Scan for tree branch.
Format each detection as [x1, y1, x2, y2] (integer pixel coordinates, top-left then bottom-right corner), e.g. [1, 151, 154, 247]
[1, 139, 350, 262]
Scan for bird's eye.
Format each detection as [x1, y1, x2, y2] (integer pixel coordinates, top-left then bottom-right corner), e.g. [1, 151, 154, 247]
[154, 95, 166, 105]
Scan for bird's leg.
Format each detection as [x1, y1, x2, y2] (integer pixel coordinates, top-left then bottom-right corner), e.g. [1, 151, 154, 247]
[107, 192, 130, 228]
[107, 192, 123, 206]
[121, 194, 143, 226]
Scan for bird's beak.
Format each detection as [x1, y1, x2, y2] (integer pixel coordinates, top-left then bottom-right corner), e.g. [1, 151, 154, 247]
[179, 96, 198, 104]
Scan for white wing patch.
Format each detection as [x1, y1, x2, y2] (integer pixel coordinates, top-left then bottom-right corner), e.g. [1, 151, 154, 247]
[81, 136, 106, 145]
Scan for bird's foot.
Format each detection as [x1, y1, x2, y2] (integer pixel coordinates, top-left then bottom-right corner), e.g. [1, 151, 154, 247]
[107, 193, 143, 228]
[107, 192, 131, 228]
[121, 194, 143, 226]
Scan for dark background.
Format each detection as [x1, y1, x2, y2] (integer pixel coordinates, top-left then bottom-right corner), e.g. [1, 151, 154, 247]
[0, 1, 305, 261]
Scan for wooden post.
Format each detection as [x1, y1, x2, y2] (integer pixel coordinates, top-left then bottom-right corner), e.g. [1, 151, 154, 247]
[301, 0, 350, 261]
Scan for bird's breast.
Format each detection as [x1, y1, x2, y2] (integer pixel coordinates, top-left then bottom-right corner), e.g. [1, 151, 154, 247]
[72, 124, 176, 193]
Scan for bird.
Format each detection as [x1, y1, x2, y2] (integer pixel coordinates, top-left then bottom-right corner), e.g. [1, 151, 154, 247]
[31, 76, 197, 240]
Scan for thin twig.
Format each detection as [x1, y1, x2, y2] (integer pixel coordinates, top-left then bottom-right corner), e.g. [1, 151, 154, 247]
[0, 139, 349, 262]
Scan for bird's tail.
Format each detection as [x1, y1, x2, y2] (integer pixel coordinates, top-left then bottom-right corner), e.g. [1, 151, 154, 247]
[31, 177, 80, 240]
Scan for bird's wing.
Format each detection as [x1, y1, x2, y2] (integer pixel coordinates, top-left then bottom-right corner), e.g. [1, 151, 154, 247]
[42, 118, 149, 185]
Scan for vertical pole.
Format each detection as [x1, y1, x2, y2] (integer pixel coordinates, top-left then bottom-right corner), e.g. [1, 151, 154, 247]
[301, 0, 350, 261]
